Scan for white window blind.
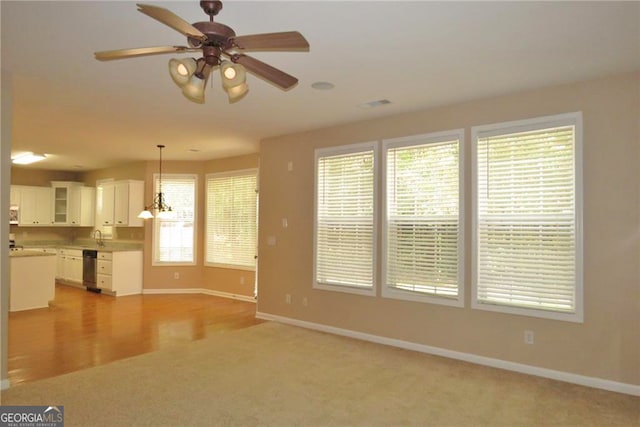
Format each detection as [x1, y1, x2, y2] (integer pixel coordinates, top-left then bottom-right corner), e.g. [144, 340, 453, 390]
[153, 174, 196, 264]
[473, 113, 582, 321]
[383, 133, 462, 304]
[205, 170, 257, 270]
[314, 144, 376, 292]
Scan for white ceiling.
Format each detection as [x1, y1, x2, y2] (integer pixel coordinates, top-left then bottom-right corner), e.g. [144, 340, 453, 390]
[2, 1, 639, 171]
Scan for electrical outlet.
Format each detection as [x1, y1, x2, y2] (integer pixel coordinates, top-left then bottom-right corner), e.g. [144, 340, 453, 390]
[240, 276, 245, 285]
[287, 161, 293, 172]
[302, 297, 308, 307]
[285, 294, 291, 304]
[524, 330, 534, 345]
[174, 272, 180, 279]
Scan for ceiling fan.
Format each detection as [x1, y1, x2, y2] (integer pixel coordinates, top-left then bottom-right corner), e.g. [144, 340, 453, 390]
[95, 1, 310, 103]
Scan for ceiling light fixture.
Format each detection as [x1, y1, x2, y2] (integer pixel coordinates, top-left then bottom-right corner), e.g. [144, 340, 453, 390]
[138, 145, 173, 220]
[94, 1, 309, 105]
[12, 152, 47, 165]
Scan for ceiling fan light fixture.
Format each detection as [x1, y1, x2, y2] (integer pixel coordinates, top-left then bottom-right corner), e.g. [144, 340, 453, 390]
[225, 82, 249, 103]
[220, 61, 246, 89]
[182, 73, 208, 103]
[95, 2, 310, 103]
[169, 57, 197, 87]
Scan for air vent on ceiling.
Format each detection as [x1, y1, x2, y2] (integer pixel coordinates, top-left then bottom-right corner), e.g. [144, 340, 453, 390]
[358, 99, 392, 109]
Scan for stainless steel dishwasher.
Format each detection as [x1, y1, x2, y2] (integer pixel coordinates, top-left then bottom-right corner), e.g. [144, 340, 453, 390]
[82, 250, 100, 293]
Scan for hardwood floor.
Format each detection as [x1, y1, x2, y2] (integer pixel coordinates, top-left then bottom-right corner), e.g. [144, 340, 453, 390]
[8, 284, 264, 386]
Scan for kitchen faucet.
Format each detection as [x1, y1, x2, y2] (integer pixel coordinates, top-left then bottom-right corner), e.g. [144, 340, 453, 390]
[92, 229, 105, 247]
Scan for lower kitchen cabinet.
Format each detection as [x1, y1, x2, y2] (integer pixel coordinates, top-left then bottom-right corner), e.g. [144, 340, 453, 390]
[57, 249, 83, 284]
[97, 251, 142, 296]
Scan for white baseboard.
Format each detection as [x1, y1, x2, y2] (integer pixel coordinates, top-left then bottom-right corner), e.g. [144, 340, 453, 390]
[144, 288, 256, 303]
[1, 378, 10, 390]
[256, 312, 640, 397]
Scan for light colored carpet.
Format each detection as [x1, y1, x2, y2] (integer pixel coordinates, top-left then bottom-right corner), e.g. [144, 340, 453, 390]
[0, 322, 638, 426]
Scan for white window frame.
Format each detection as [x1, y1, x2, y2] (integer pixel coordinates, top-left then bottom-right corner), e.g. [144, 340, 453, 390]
[471, 112, 583, 322]
[382, 129, 465, 307]
[152, 173, 197, 266]
[313, 141, 378, 296]
[205, 168, 258, 271]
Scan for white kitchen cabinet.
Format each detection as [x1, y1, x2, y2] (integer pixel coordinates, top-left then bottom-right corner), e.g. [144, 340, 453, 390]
[96, 180, 143, 227]
[9, 252, 56, 312]
[57, 249, 83, 283]
[51, 181, 84, 225]
[97, 251, 142, 296]
[10, 185, 21, 206]
[69, 186, 95, 226]
[19, 186, 53, 226]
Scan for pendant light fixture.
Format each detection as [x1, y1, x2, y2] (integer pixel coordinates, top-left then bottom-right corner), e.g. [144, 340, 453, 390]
[138, 145, 173, 219]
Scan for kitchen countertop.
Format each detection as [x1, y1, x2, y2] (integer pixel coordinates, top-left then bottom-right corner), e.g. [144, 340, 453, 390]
[16, 240, 143, 252]
[10, 250, 57, 258]
[56, 245, 142, 252]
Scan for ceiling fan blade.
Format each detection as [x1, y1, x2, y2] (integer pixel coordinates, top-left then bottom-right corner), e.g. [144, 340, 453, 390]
[95, 46, 200, 61]
[137, 3, 207, 42]
[231, 31, 309, 51]
[233, 54, 298, 90]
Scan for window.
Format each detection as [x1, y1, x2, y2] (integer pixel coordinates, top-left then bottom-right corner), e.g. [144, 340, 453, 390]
[472, 112, 583, 322]
[205, 169, 258, 270]
[314, 142, 377, 295]
[382, 130, 464, 306]
[153, 174, 197, 265]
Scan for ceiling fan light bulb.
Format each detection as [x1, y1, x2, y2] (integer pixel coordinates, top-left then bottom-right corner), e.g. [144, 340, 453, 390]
[169, 58, 197, 87]
[177, 64, 188, 76]
[223, 67, 236, 80]
[220, 61, 246, 88]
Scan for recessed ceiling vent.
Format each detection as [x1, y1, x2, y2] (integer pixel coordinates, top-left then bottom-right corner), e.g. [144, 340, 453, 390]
[358, 99, 392, 109]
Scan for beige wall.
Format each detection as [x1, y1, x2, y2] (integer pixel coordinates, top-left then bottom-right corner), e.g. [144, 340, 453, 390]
[256, 72, 640, 385]
[11, 167, 79, 186]
[81, 161, 146, 185]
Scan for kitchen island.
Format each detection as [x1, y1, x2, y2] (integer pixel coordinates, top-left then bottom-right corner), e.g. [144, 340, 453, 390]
[9, 250, 57, 312]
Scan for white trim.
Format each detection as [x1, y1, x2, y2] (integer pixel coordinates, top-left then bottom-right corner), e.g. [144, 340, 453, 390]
[143, 288, 256, 303]
[381, 129, 465, 307]
[151, 173, 198, 266]
[313, 141, 378, 297]
[1, 379, 10, 390]
[470, 111, 584, 323]
[255, 312, 640, 397]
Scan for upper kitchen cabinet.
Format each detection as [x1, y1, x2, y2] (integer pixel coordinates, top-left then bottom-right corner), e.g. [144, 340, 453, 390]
[96, 180, 144, 227]
[69, 186, 96, 227]
[51, 181, 95, 227]
[11, 183, 95, 227]
[19, 186, 53, 226]
[51, 182, 96, 227]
